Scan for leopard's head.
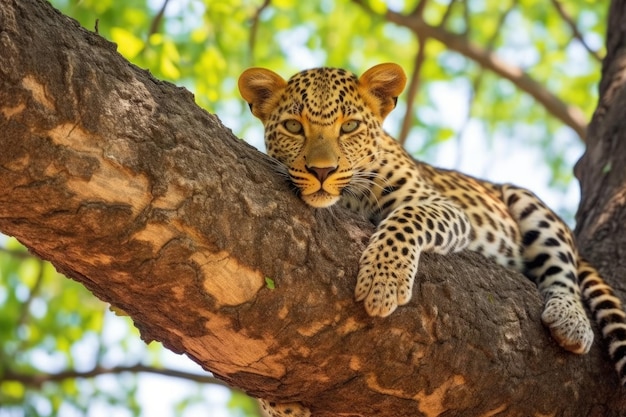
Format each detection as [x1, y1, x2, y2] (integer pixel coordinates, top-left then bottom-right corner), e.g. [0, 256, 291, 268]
[238, 63, 406, 208]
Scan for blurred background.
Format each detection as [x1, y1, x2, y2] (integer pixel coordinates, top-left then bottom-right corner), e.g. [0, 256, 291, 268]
[0, 0, 606, 415]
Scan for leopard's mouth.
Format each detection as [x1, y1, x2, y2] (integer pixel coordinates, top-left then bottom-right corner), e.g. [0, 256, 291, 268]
[300, 189, 340, 208]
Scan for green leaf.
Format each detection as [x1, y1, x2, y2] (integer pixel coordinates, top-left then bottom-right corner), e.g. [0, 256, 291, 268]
[110, 27, 145, 59]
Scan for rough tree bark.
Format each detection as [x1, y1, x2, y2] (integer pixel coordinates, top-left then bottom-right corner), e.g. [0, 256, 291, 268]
[0, 1, 625, 416]
[575, 0, 626, 297]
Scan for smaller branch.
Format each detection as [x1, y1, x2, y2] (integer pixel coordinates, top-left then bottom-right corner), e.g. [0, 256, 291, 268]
[452, 73, 478, 170]
[486, 0, 519, 51]
[398, 0, 431, 146]
[453, 0, 519, 169]
[2, 364, 233, 390]
[351, 0, 588, 141]
[399, 37, 428, 146]
[248, 0, 271, 61]
[398, 0, 464, 146]
[138, 0, 170, 56]
[147, 0, 170, 40]
[0, 246, 35, 259]
[0, 253, 45, 356]
[391, 10, 587, 140]
[410, 0, 429, 17]
[461, 0, 470, 36]
[550, 0, 602, 62]
[439, 0, 459, 34]
[140, 0, 170, 54]
[351, 0, 372, 15]
[16, 260, 45, 329]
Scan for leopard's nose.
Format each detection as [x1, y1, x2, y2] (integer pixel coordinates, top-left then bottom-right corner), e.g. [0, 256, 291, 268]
[306, 166, 338, 183]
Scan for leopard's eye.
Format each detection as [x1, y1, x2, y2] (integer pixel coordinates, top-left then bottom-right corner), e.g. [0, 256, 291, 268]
[341, 120, 360, 134]
[283, 120, 303, 134]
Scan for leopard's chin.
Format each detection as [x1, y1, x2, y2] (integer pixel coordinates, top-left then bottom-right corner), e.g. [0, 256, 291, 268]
[301, 190, 340, 208]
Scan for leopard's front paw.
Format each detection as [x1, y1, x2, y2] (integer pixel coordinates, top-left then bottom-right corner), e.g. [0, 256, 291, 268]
[541, 295, 594, 354]
[355, 243, 418, 317]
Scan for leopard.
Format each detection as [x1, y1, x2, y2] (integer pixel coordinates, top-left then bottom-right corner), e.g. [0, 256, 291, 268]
[238, 63, 626, 417]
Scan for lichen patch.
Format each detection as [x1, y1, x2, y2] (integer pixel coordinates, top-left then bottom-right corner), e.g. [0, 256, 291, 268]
[193, 251, 264, 307]
[414, 374, 466, 417]
[22, 75, 54, 111]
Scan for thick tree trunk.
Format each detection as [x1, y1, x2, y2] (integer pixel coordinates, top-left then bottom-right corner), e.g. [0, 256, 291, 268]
[575, 0, 626, 300]
[1, 1, 625, 416]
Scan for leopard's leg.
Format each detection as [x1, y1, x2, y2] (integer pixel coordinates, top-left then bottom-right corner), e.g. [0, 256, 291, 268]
[578, 259, 626, 385]
[356, 198, 472, 317]
[502, 185, 593, 354]
[258, 399, 311, 417]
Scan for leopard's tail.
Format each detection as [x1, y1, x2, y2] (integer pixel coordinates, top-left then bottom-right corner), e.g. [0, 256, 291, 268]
[578, 258, 626, 385]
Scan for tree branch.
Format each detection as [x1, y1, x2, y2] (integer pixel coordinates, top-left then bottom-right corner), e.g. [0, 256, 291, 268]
[452, 0, 519, 169]
[2, 364, 233, 390]
[575, 0, 626, 272]
[398, 0, 431, 146]
[398, 37, 427, 147]
[1, 0, 624, 415]
[248, 0, 271, 62]
[137, 0, 170, 56]
[16, 259, 45, 329]
[551, 0, 603, 62]
[352, 0, 589, 141]
[147, 0, 170, 40]
[0, 246, 35, 259]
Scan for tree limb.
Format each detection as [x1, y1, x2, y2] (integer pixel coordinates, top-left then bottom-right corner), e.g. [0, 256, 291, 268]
[248, 0, 272, 62]
[551, 0, 603, 62]
[451, 0, 519, 169]
[1, 1, 625, 415]
[398, 34, 428, 146]
[351, 0, 589, 141]
[16, 259, 45, 329]
[0, 246, 36, 259]
[147, 0, 170, 40]
[2, 365, 232, 390]
[575, 0, 626, 290]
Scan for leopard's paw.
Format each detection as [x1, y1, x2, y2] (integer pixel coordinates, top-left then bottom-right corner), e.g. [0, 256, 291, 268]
[541, 295, 594, 354]
[355, 242, 417, 317]
[258, 399, 311, 417]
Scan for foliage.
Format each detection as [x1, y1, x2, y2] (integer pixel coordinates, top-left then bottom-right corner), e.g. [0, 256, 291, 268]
[0, 237, 140, 416]
[0, 236, 259, 416]
[1, 0, 608, 415]
[50, 0, 606, 211]
[0, 241, 106, 414]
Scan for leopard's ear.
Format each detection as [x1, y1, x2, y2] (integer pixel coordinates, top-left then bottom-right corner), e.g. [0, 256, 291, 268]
[358, 63, 407, 119]
[238, 68, 287, 122]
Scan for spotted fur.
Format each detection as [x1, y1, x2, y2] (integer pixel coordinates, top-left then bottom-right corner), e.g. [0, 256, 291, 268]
[238, 64, 626, 415]
[258, 400, 310, 417]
